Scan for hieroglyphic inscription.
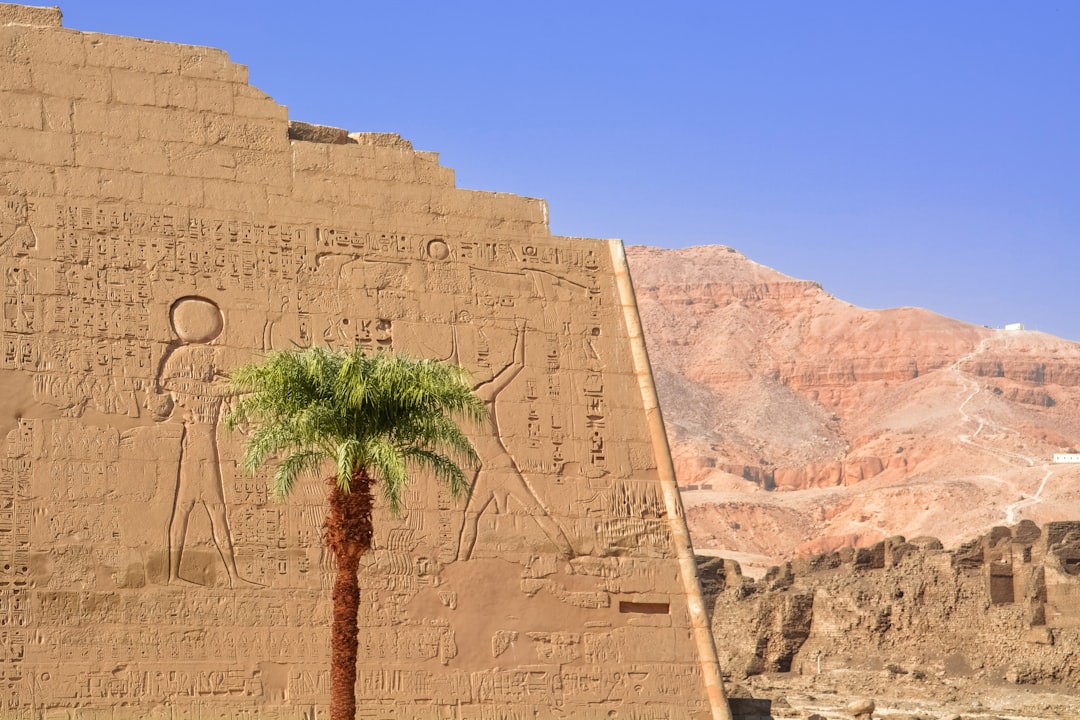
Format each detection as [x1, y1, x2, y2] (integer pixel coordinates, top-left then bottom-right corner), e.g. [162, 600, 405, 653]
[0, 211, 705, 714]
[0, 194, 704, 715]
[0, 421, 32, 677]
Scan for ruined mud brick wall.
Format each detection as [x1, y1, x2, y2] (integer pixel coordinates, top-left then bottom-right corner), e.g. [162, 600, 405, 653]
[0, 4, 726, 718]
[702, 522, 1080, 689]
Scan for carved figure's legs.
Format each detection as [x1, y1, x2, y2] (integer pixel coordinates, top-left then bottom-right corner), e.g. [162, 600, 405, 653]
[531, 513, 575, 559]
[167, 425, 197, 583]
[203, 501, 244, 586]
[457, 485, 494, 562]
[506, 476, 574, 558]
[456, 464, 575, 561]
[167, 496, 196, 583]
[169, 423, 259, 586]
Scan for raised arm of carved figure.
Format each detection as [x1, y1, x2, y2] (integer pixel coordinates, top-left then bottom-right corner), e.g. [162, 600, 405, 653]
[474, 319, 527, 402]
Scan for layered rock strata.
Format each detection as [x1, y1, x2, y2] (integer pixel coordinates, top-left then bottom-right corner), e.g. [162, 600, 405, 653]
[628, 244, 1080, 564]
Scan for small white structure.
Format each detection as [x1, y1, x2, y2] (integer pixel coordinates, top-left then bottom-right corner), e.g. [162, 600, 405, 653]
[1053, 453, 1080, 464]
[1005, 323, 1025, 331]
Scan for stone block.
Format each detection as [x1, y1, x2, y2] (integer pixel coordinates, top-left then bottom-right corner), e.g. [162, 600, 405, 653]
[0, 158, 55, 194]
[0, 125, 73, 165]
[153, 72, 197, 109]
[288, 120, 353, 145]
[194, 78, 234, 114]
[1022, 626, 1054, 645]
[203, 177, 267, 214]
[232, 89, 284, 121]
[34, 63, 111, 102]
[203, 113, 287, 152]
[75, 133, 168, 174]
[96, 169, 144, 202]
[110, 68, 157, 106]
[0, 25, 84, 66]
[0, 89, 42, 129]
[140, 173, 204, 207]
[846, 697, 875, 716]
[416, 159, 456, 187]
[369, 145, 419, 182]
[41, 96, 72, 133]
[73, 101, 138, 140]
[0, 60, 31, 90]
[293, 172, 354, 205]
[325, 143, 379, 178]
[179, 45, 235, 81]
[137, 105, 205, 144]
[84, 32, 181, 74]
[234, 148, 290, 188]
[36, 66, 108, 105]
[166, 142, 237, 181]
[54, 165, 143, 202]
[329, 203, 373, 229]
[349, 131, 413, 149]
[289, 141, 330, 172]
[267, 191, 334, 222]
[0, 3, 62, 26]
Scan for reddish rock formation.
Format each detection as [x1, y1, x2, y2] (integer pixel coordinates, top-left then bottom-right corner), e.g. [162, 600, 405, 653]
[627, 245, 1080, 567]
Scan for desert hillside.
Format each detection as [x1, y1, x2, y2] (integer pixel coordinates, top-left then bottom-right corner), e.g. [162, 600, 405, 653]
[627, 244, 1080, 569]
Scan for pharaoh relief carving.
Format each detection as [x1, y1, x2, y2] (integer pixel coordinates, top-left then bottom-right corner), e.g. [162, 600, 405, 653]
[156, 296, 258, 588]
[455, 318, 575, 561]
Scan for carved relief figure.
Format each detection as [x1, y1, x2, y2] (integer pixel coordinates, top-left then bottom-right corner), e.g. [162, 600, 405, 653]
[457, 319, 574, 560]
[156, 297, 255, 587]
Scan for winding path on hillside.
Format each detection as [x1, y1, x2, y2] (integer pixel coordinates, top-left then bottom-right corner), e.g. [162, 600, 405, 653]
[949, 333, 1054, 524]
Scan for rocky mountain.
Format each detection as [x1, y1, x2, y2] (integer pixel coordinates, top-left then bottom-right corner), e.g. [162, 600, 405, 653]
[626, 244, 1080, 571]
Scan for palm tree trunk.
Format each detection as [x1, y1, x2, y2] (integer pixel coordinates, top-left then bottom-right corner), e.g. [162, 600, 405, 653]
[326, 470, 374, 720]
[329, 547, 360, 720]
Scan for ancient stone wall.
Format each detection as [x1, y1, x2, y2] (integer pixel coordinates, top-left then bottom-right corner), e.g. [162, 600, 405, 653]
[703, 522, 1080, 689]
[0, 5, 725, 718]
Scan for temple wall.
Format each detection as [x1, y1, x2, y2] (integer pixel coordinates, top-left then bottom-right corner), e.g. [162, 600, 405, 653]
[0, 4, 723, 718]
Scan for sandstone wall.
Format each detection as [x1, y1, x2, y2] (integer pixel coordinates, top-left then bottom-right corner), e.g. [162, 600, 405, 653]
[0, 5, 723, 718]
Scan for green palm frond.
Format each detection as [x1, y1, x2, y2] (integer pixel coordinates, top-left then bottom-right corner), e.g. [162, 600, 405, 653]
[402, 446, 473, 500]
[226, 344, 486, 515]
[271, 448, 325, 500]
[363, 436, 410, 515]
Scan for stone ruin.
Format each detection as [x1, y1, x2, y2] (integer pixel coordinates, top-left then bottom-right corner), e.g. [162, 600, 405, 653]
[0, 4, 729, 718]
[704, 520, 1080, 688]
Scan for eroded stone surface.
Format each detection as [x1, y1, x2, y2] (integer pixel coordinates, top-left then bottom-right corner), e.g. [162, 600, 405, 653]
[705, 523, 1080, 691]
[0, 5, 723, 718]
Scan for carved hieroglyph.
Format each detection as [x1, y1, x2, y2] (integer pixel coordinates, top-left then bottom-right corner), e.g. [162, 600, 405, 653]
[0, 4, 728, 718]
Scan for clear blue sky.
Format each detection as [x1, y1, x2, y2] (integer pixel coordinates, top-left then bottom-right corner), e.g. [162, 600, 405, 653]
[59, 2, 1080, 341]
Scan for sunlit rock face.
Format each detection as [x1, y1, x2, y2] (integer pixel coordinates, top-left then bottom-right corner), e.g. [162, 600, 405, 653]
[628, 244, 1080, 567]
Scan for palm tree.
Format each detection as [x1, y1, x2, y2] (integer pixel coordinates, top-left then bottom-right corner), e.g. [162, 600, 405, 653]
[226, 346, 486, 720]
